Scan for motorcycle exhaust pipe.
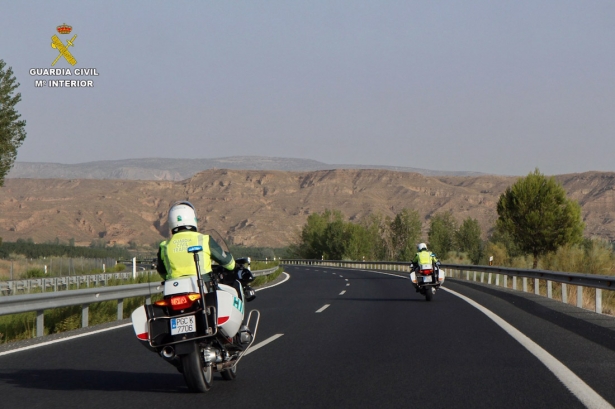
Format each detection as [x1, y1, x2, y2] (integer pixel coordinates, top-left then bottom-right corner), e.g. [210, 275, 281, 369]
[161, 346, 175, 359]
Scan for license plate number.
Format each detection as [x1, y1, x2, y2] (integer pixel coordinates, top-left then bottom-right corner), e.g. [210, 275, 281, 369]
[170, 316, 196, 335]
[423, 276, 433, 283]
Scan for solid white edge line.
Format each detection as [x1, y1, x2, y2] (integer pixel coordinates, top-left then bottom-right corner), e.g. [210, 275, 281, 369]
[255, 271, 290, 292]
[315, 304, 330, 313]
[1, 272, 291, 357]
[323, 266, 612, 408]
[243, 333, 284, 356]
[339, 290, 346, 295]
[0, 323, 133, 357]
[443, 287, 613, 409]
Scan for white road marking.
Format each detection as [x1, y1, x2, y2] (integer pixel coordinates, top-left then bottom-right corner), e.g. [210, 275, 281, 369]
[339, 290, 346, 295]
[345, 279, 349, 282]
[316, 304, 330, 313]
[444, 287, 614, 409]
[346, 283, 350, 286]
[339, 275, 343, 277]
[0, 272, 291, 357]
[255, 272, 290, 292]
[0, 323, 132, 357]
[321, 266, 612, 408]
[243, 333, 284, 356]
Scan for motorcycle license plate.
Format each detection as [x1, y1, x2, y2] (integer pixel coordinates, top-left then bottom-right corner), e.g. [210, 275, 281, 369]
[170, 316, 196, 335]
[423, 276, 433, 283]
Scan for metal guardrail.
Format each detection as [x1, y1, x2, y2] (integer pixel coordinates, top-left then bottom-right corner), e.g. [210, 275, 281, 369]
[1, 266, 279, 296]
[0, 272, 151, 296]
[0, 266, 281, 338]
[280, 259, 614, 314]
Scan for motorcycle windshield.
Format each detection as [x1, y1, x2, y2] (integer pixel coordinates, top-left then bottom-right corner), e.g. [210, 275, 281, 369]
[201, 229, 231, 263]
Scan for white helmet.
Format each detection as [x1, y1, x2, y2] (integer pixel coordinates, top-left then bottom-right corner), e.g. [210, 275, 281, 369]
[417, 243, 427, 251]
[168, 201, 198, 233]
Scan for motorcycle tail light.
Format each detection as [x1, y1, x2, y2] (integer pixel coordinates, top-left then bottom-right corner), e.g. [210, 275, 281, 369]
[155, 293, 201, 311]
[422, 269, 433, 275]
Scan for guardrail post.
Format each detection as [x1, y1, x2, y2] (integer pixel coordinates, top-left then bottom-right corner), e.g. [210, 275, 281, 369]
[146, 296, 152, 305]
[117, 298, 124, 320]
[488, 273, 492, 285]
[82, 304, 89, 328]
[596, 289, 602, 314]
[36, 310, 44, 337]
[534, 279, 540, 295]
[562, 283, 567, 304]
[480, 272, 484, 283]
[547, 281, 552, 299]
[503, 275, 507, 288]
[465, 270, 469, 280]
[512, 276, 517, 290]
[523, 277, 527, 292]
[577, 286, 583, 308]
[496, 274, 500, 286]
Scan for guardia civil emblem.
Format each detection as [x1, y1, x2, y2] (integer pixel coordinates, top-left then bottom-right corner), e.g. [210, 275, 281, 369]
[51, 23, 77, 66]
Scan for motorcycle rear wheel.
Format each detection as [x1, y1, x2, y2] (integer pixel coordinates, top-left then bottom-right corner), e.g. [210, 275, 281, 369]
[425, 287, 433, 301]
[221, 364, 237, 380]
[181, 349, 213, 392]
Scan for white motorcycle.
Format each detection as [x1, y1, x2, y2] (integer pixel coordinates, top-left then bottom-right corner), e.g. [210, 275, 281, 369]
[410, 261, 445, 301]
[131, 233, 259, 392]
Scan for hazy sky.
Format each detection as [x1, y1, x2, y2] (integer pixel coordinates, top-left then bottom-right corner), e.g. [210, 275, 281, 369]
[2, 1, 614, 175]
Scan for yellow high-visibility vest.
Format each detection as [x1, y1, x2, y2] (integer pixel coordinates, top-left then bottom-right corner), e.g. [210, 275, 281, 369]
[160, 231, 211, 279]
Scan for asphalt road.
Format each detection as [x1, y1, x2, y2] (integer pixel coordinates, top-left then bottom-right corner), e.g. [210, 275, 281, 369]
[1, 265, 615, 408]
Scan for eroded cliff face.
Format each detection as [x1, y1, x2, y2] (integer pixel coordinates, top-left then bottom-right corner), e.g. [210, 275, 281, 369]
[0, 169, 613, 247]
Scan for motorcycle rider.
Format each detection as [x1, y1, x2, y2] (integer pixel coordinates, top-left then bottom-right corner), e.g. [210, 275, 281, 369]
[411, 243, 440, 291]
[156, 200, 239, 279]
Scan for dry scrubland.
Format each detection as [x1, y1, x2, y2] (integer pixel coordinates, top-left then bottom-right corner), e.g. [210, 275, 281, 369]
[0, 169, 614, 248]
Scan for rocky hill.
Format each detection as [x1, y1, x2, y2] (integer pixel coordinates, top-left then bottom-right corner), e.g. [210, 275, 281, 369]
[0, 169, 613, 248]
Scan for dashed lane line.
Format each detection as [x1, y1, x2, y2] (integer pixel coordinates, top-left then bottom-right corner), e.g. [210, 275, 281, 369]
[316, 304, 330, 313]
[339, 290, 346, 295]
[244, 334, 284, 356]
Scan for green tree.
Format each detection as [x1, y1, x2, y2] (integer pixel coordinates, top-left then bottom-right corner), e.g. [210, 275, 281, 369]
[489, 223, 522, 260]
[0, 60, 26, 186]
[389, 208, 422, 261]
[496, 168, 584, 268]
[455, 217, 483, 264]
[360, 214, 388, 260]
[344, 222, 375, 261]
[428, 211, 457, 259]
[296, 209, 342, 259]
[323, 218, 347, 260]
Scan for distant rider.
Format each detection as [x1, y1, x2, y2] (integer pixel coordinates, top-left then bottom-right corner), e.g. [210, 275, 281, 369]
[156, 201, 235, 282]
[411, 243, 440, 291]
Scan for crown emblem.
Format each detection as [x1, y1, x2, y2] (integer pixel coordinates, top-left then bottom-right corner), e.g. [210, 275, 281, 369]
[56, 23, 72, 35]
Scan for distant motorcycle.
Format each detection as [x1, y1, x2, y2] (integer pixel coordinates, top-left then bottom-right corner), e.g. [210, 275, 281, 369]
[131, 231, 259, 392]
[410, 261, 445, 301]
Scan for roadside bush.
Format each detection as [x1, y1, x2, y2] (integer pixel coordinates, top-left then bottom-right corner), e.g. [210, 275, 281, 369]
[23, 268, 45, 278]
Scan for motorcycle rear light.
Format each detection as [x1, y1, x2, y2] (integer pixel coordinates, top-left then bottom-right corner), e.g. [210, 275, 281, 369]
[137, 333, 148, 340]
[422, 270, 433, 274]
[155, 293, 201, 310]
[217, 316, 230, 325]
